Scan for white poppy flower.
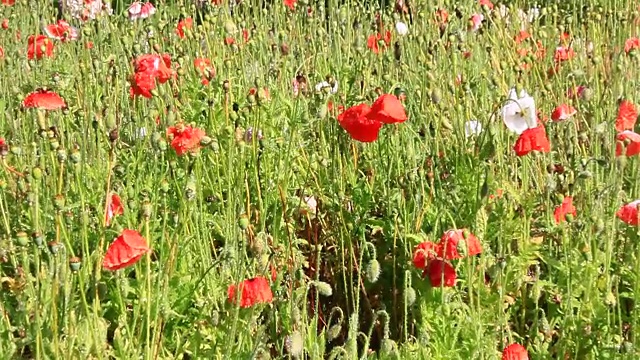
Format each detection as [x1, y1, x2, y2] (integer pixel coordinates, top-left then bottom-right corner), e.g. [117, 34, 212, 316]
[315, 80, 338, 94]
[395, 22, 408, 36]
[464, 120, 482, 138]
[501, 88, 537, 134]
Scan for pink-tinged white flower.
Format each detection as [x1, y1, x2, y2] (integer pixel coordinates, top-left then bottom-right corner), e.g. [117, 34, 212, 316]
[395, 21, 408, 36]
[469, 13, 484, 31]
[501, 87, 537, 134]
[128, 1, 156, 20]
[464, 120, 483, 138]
[43, 20, 78, 42]
[551, 104, 577, 122]
[63, 0, 112, 21]
[300, 195, 317, 216]
[314, 80, 338, 94]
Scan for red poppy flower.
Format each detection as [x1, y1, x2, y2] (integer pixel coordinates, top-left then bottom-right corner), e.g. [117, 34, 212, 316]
[554, 46, 575, 63]
[166, 123, 206, 156]
[105, 193, 124, 227]
[103, 229, 150, 271]
[2, 19, 8, 29]
[625, 37, 640, 54]
[435, 8, 449, 25]
[412, 241, 439, 270]
[424, 259, 456, 287]
[1, 0, 14, 5]
[43, 20, 78, 42]
[227, 276, 273, 308]
[514, 30, 530, 45]
[130, 54, 175, 98]
[130, 71, 156, 98]
[337, 104, 382, 143]
[283, 0, 296, 10]
[437, 229, 482, 260]
[367, 31, 392, 54]
[551, 104, 577, 122]
[85, 41, 94, 49]
[176, 18, 193, 39]
[194, 57, 215, 84]
[616, 100, 637, 131]
[513, 125, 551, 156]
[554, 196, 577, 224]
[27, 35, 54, 60]
[22, 90, 66, 110]
[502, 343, 529, 360]
[367, 94, 407, 124]
[616, 131, 640, 157]
[478, 0, 493, 9]
[617, 200, 640, 226]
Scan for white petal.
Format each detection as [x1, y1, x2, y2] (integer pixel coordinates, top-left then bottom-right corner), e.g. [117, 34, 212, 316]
[464, 120, 482, 138]
[395, 22, 408, 36]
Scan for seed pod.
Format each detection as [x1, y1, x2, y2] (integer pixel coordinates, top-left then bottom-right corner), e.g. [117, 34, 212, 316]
[405, 287, 416, 306]
[69, 257, 81, 272]
[15, 231, 29, 246]
[314, 281, 333, 296]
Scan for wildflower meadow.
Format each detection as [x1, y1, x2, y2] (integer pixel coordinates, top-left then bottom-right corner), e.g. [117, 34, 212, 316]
[1, 0, 640, 359]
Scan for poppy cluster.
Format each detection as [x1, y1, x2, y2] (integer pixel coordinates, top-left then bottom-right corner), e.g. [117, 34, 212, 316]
[412, 229, 482, 288]
[337, 94, 407, 143]
[129, 53, 175, 98]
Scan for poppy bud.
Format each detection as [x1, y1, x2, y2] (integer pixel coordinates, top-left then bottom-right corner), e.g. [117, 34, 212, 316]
[57, 149, 67, 163]
[430, 88, 441, 104]
[47, 240, 61, 254]
[15, 231, 28, 246]
[141, 201, 152, 220]
[32, 232, 43, 246]
[605, 291, 616, 306]
[327, 324, 342, 342]
[49, 138, 59, 150]
[108, 128, 118, 143]
[54, 194, 65, 211]
[238, 214, 250, 230]
[69, 257, 81, 272]
[284, 331, 303, 358]
[405, 287, 416, 306]
[313, 280, 333, 296]
[617, 156, 627, 169]
[365, 260, 381, 283]
[70, 149, 81, 164]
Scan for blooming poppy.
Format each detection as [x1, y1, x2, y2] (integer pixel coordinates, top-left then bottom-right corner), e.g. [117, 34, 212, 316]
[616, 131, 640, 157]
[367, 31, 392, 54]
[337, 104, 382, 143]
[22, 90, 66, 110]
[27, 35, 54, 60]
[502, 343, 529, 360]
[227, 276, 273, 308]
[437, 229, 482, 260]
[615, 100, 637, 131]
[514, 30, 530, 45]
[103, 229, 150, 271]
[283, 0, 296, 10]
[1, 19, 8, 29]
[65, 0, 112, 21]
[367, 94, 407, 124]
[479, 0, 493, 10]
[194, 58, 214, 84]
[105, 193, 124, 227]
[617, 200, 640, 226]
[554, 196, 577, 224]
[625, 37, 640, 54]
[130, 54, 174, 98]
[513, 125, 550, 156]
[551, 104, 577, 122]
[469, 14, 484, 32]
[412, 241, 439, 269]
[1, 0, 14, 5]
[554, 46, 575, 63]
[128, 1, 156, 20]
[176, 18, 193, 39]
[502, 88, 537, 134]
[166, 123, 206, 156]
[424, 259, 456, 287]
[43, 20, 78, 42]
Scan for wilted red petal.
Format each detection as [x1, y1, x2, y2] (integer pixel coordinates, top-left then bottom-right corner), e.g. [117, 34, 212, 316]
[22, 90, 66, 110]
[105, 193, 124, 227]
[367, 94, 407, 124]
[412, 241, 439, 269]
[103, 229, 150, 271]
